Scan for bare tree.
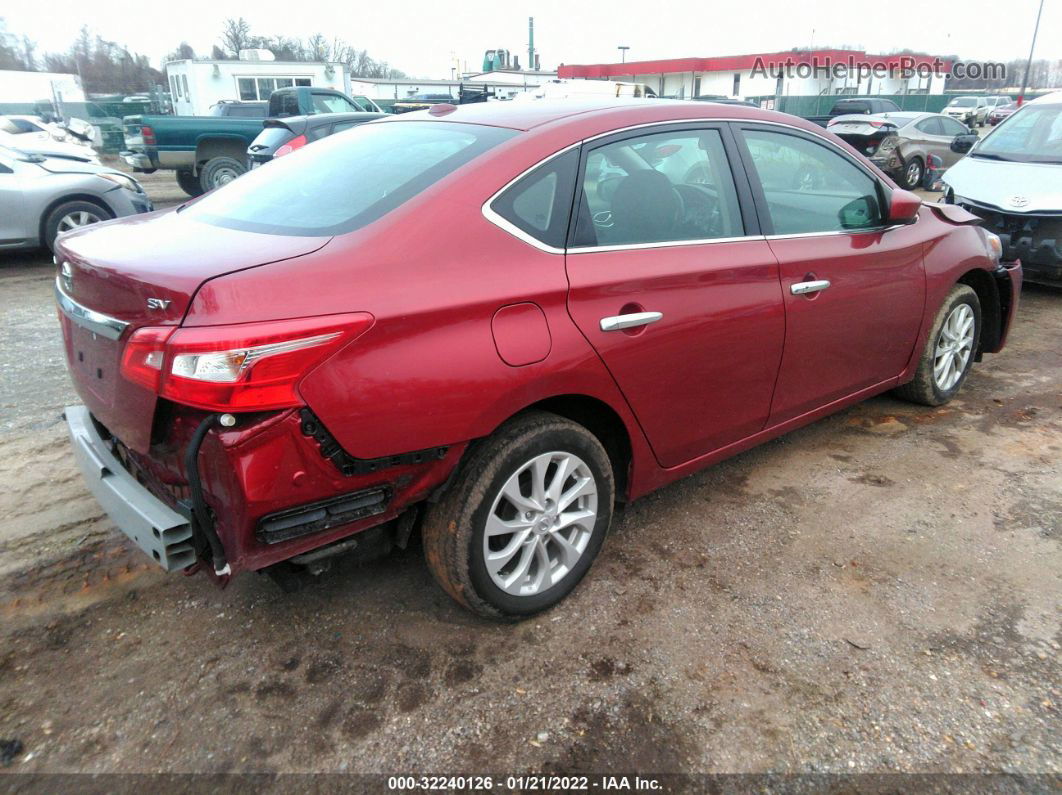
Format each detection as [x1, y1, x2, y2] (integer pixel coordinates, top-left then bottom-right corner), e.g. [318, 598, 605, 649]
[306, 33, 329, 63]
[220, 17, 252, 57]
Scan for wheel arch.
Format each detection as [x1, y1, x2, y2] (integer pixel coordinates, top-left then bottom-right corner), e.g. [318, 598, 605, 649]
[38, 193, 113, 247]
[511, 394, 634, 503]
[194, 136, 248, 167]
[957, 267, 1001, 359]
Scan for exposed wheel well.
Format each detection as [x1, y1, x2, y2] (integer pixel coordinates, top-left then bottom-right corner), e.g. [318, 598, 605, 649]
[195, 138, 247, 168]
[38, 194, 112, 247]
[958, 268, 1002, 358]
[519, 395, 633, 503]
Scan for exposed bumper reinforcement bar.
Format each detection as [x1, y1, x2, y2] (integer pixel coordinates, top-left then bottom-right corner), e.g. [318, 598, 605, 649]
[65, 405, 195, 572]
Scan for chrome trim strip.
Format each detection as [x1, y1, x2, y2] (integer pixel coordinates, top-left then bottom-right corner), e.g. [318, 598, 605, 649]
[54, 278, 129, 340]
[481, 141, 581, 255]
[569, 234, 766, 254]
[764, 223, 910, 241]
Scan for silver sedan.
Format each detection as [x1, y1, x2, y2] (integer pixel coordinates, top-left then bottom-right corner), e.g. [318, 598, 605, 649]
[0, 144, 152, 252]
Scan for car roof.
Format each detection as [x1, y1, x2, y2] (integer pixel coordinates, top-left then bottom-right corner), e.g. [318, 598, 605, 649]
[269, 111, 385, 127]
[1030, 91, 1062, 106]
[378, 98, 785, 133]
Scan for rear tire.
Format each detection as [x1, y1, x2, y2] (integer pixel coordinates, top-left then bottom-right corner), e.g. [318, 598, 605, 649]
[176, 169, 204, 197]
[894, 284, 981, 406]
[198, 156, 245, 193]
[422, 411, 615, 619]
[43, 200, 113, 251]
[901, 156, 924, 190]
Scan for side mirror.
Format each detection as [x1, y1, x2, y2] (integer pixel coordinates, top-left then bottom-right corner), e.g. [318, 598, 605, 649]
[838, 195, 878, 229]
[888, 189, 922, 225]
[951, 134, 978, 153]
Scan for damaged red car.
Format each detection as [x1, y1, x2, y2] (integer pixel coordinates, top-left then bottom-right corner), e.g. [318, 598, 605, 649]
[56, 100, 1021, 618]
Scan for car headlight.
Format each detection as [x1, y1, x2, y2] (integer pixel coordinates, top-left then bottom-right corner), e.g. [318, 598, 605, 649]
[983, 231, 1002, 261]
[98, 172, 143, 193]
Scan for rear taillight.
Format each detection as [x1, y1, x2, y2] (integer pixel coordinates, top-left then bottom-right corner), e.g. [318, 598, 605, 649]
[274, 134, 308, 158]
[119, 313, 374, 411]
[121, 327, 174, 390]
[141, 125, 156, 145]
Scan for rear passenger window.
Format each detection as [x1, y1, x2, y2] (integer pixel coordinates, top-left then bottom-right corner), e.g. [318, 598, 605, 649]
[916, 117, 944, 135]
[741, 129, 883, 235]
[572, 128, 743, 247]
[490, 148, 579, 249]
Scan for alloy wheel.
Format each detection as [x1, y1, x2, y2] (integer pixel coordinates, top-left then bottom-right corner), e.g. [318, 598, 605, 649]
[57, 210, 103, 232]
[933, 303, 975, 391]
[905, 160, 923, 188]
[483, 451, 598, 597]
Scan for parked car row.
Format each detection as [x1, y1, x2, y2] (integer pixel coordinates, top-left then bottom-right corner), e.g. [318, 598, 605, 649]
[827, 111, 978, 189]
[52, 99, 1019, 619]
[943, 95, 1012, 128]
[120, 86, 383, 195]
[943, 91, 1062, 286]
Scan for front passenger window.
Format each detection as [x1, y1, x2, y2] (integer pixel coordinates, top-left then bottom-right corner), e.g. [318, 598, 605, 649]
[742, 130, 883, 235]
[572, 129, 743, 247]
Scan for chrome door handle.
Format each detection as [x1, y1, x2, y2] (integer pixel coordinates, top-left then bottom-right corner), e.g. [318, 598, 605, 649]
[791, 279, 831, 296]
[599, 311, 663, 332]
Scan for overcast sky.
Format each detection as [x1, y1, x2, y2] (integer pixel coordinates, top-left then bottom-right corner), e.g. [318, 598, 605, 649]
[5, 0, 1059, 78]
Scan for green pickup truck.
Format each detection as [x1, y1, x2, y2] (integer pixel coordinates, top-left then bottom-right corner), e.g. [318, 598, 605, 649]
[121, 86, 382, 195]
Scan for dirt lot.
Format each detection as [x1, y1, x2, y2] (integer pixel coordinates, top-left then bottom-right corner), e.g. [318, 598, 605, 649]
[0, 167, 1059, 779]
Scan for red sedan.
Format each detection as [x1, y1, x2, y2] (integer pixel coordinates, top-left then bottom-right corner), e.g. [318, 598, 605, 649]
[55, 100, 1021, 618]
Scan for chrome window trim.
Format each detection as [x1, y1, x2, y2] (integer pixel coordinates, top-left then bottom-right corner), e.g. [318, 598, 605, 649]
[54, 278, 129, 340]
[481, 141, 580, 255]
[568, 234, 766, 255]
[480, 116, 896, 254]
[764, 222, 911, 241]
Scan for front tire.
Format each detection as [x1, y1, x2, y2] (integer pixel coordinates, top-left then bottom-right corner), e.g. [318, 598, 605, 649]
[422, 411, 615, 619]
[894, 284, 981, 406]
[198, 156, 246, 193]
[43, 200, 113, 251]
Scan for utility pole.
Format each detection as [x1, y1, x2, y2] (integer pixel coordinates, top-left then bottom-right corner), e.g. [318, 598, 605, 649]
[618, 46, 630, 64]
[1017, 0, 1044, 105]
[528, 17, 535, 73]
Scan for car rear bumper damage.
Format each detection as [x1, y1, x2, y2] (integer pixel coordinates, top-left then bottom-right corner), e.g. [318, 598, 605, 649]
[64, 401, 466, 580]
[65, 404, 196, 572]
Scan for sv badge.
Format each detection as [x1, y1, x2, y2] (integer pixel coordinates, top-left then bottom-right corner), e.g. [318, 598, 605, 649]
[147, 297, 172, 310]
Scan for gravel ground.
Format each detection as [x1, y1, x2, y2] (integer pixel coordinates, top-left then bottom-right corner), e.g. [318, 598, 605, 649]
[0, 166, 1058, 780]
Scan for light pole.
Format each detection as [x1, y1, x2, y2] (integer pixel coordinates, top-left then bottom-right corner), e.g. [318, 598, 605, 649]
[1017, 0, 1045, 105]
[618, 46, 629, 64]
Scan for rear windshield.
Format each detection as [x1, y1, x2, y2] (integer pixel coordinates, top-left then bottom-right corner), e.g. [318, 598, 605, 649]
[183, 121, 517, 236]
[831, 101, 870, 114]
[252, 126, 297, 150]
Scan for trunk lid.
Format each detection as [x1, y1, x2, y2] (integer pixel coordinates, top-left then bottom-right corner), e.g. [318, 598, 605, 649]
[55, 210, 330, 451]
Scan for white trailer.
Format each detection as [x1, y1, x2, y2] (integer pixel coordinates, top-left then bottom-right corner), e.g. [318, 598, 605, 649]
[164, 58, 351, 116]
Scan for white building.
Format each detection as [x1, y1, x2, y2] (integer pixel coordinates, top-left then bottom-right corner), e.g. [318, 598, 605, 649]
[350, 71, 557, 103]
[558, 49, 949, 100]
[164, 57, 351, 116]
[0, 69, 86, 109]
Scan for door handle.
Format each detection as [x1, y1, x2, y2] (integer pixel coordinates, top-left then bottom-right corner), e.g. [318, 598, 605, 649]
[599, 311, 663, 332]
[790, 279, 831, 296]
